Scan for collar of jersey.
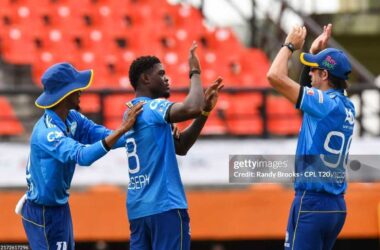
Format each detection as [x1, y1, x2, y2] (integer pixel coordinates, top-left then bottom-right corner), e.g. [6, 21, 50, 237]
[133, 96, 152, 103]
[325, 88, 344, 95]
[45, 109, 69, 134]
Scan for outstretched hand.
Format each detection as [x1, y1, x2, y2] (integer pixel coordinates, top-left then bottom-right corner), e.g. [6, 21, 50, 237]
[203, 77, 224, 112]
[284, 25, 307, 51]
[189, 41, 201, 71]
[310, 23, 332, 54]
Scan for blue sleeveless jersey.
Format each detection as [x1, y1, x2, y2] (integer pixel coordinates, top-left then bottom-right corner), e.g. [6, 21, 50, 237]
[295, 87, 355, 195]
[124, 97, 187, 220]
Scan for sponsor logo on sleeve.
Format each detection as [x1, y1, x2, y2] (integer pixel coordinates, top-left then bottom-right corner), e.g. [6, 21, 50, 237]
[47, 131, 64, 142]
[306, 88, 314, 96]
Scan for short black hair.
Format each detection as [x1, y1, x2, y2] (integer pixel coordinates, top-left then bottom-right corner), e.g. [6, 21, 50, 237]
[129, 56, 161, 89]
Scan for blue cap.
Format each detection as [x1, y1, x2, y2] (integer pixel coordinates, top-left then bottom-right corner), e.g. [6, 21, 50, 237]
[300, 48, 352, 80]
[35, 63, 93, 109]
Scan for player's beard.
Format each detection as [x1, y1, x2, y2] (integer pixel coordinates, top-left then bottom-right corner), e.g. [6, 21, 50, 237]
[163, 91, 170, 99]
[152, 86, 170, 99]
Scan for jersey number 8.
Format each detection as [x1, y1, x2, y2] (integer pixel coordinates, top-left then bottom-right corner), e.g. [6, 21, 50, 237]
[126, 138, 140, 174]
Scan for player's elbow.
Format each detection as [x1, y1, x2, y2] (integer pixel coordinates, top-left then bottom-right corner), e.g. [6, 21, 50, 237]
[77, 158, 94, 167]
[182, 97, 203, 117]
[267, 71, 278, 86]
[187, 107, 202, 117]
[176, 150, 188, 156]
[76, 151, 97, 167]
[182, 104, 202, 118]
[267, 71, 283, 88]
[175, 143, 189, 156]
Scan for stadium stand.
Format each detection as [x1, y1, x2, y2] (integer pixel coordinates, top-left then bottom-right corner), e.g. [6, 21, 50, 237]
[0, 96, 23, 136]
[0, 0, 301, 136]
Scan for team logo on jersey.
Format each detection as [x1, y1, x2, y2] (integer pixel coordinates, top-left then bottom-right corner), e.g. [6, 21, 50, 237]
[150, 99, 169, 114]
[47, 131, 64, 142]
[345, 108, 354, 125]
[306, 88, 314, 96]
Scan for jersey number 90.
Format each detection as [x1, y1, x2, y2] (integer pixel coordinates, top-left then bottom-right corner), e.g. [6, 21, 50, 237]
[320, 131, 353, 169]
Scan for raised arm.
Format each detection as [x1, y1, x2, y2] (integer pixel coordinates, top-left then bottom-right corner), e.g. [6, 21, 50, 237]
[174, 77, 223, 155]
[168, 42, 204, 123]
[266, 26, 307, 104]
[299, 24, 332, 87]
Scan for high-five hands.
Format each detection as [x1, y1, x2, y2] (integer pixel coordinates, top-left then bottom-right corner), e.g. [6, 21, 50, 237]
[310, 24, 332, 54]
[284, 25, 307, 51]
[203, 77, 224, 112]
[189, 41, 201, 71]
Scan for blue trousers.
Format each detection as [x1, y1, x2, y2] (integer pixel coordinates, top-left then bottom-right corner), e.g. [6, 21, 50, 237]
[129, 209, 191, 250]
[22, 200, 74, 250]
[284, 191, 346, 250]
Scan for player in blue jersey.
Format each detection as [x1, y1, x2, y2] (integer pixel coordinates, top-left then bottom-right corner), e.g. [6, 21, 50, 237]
[18, 63, 142, 250]
[124, 42, 223, 250]
[267, 24, 355, 250]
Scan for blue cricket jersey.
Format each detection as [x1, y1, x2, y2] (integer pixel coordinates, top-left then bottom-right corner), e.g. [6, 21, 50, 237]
[295, 87, 355, 195]
[26, 109, 125, 205]
[124, 97, 188, 220]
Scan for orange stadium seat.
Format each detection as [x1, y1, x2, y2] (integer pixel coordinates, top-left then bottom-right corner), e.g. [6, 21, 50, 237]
[1, 25, 35, 64]
[224, 93, 263, 135]
[80, 93, 101, 114]
[32, 50, 63, 86]
[0, 97, 23, 136]
[267, 95, 302, 135]
[240, 48, 271, 87]
[103, 93, 135, 129]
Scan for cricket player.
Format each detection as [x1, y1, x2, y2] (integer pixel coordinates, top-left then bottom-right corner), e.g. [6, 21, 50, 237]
[267, 24, 355, 250]
[19, 62, 142, 250]
[124, 42, 223, 250]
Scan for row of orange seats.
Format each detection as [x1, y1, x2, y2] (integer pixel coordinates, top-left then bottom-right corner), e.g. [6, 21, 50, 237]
[0, 0, 270, 89]
[0, 92, 300, 137]
[0, 0, 298, 136]
[81, 93, 301, 136]
[1, 27, 269, 89]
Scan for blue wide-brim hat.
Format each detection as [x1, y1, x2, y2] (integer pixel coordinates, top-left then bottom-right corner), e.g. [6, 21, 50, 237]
[300, 48, 352, 80]
[35, 62, 94, 109]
